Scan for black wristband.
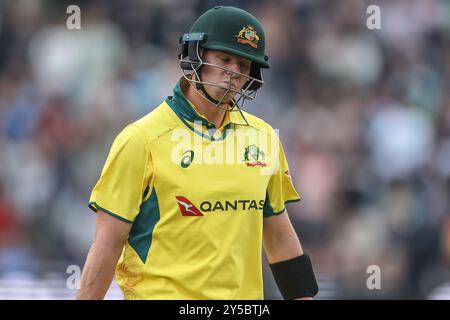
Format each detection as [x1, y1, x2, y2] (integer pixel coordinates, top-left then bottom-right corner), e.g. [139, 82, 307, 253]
[269, 253, 319, 299]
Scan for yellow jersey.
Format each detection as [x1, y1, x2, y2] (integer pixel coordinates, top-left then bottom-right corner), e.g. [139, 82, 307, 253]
[88, 78, 300, 299]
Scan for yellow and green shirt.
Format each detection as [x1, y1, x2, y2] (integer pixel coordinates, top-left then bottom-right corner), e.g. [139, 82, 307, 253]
[89, 78, 300, 299]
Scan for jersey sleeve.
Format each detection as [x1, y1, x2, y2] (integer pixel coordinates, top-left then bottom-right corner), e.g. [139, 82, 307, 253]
[88, 125, 152, 223]
[263, 134, 300, 218]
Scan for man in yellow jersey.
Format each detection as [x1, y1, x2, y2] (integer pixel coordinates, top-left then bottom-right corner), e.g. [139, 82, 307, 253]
[77, 6, 318, 300]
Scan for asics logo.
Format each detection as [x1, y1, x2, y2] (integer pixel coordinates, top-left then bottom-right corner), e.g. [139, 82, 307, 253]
[180, 150, 194, 168]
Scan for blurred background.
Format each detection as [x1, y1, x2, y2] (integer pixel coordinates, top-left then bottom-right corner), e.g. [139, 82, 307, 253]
[1, 0, 450, 299]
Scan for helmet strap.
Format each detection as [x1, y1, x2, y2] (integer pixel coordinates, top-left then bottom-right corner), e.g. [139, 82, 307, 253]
[193, 67, 226, 106]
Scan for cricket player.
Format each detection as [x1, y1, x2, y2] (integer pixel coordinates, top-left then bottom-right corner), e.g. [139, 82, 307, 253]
[77, 6, 318, 300]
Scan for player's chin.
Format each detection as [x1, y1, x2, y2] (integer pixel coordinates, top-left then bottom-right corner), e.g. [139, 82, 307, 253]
[216, 93, 236, 103]
[206, 89, 231, 101]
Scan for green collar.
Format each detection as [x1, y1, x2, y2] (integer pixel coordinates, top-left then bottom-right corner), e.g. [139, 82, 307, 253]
[165, 79, 225, 141]
[169, 79, 213, 127]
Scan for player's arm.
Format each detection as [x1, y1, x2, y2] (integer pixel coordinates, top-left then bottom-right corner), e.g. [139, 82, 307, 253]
[263, 209, 304, 262]
[263, 209, 318, 300]
[76, 210, 132, 300]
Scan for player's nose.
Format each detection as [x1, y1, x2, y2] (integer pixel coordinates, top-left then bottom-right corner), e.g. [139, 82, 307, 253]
[226, 67, 243, 82]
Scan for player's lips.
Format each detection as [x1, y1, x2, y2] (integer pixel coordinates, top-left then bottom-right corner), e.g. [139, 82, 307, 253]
[220, 82, 238, 91]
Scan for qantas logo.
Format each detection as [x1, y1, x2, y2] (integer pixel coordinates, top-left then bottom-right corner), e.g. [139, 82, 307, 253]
[176, 196, 265, 216]
[175, 196, 203, 216]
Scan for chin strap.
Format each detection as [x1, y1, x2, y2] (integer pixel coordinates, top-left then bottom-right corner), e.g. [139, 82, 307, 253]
[187, 78, 250, 126]
[198, 83, 222, 105]
[194, 68, 225, 106]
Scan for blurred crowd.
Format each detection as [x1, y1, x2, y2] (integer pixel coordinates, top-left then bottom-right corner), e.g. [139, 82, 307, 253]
[1, 0, 450, 299]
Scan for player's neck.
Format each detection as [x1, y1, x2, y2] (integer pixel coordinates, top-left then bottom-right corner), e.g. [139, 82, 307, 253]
[185, 84, 227, 129]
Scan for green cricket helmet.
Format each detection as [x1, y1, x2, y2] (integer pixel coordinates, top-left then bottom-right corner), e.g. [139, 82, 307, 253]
[178, 6, 270, 108]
